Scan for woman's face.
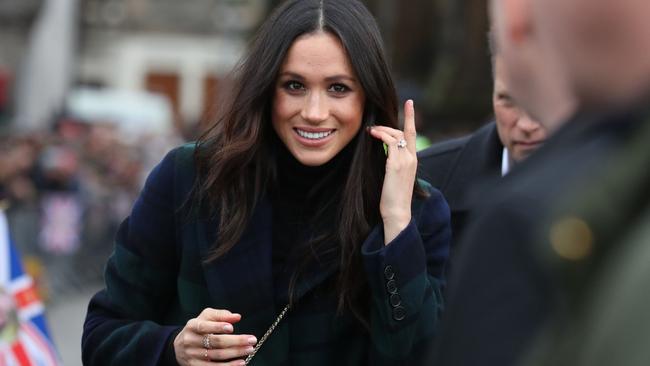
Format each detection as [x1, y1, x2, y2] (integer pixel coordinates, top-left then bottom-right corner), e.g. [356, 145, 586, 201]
[272, 31, 366, 166]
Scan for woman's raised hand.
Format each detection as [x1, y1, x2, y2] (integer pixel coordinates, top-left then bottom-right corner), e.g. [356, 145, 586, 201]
[368, 100, 418, 245]
[174, 308, 257, 365]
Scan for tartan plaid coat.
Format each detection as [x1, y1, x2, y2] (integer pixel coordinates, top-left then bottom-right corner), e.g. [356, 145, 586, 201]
[82, 143, 451, 366]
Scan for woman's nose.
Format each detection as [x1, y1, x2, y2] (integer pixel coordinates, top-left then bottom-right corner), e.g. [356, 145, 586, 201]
[300, 92, 329, 123]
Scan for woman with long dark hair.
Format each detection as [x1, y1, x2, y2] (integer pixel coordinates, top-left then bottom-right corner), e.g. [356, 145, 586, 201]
[82, 0, 450, 365]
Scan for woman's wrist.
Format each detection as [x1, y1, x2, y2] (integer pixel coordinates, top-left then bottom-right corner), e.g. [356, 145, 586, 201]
[382, 215, 411, 245]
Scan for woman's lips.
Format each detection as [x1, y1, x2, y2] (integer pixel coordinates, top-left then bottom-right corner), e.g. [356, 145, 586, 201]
[293, 128, 337, 147]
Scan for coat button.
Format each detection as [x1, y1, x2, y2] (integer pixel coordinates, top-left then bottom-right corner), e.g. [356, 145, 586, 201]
[393, 306, 406, 321]
[386, 279, 397, 294]
[389, 293, 402, 307]
[384, 265, 395, 280]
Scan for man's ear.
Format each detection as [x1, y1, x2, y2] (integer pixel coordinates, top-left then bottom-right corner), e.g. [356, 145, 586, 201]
[503, 0, 534, 45]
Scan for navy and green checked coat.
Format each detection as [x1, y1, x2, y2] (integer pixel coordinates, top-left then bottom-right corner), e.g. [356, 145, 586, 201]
[82, 143, 451, 365]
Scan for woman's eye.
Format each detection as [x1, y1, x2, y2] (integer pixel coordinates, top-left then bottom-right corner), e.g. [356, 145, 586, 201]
[329, 84, 349, 94]
[284, 81, 304, 91]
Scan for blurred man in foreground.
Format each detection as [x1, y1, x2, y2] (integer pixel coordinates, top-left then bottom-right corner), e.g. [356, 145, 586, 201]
[430, 0, 650, 364]
[419, 46, 547, 247]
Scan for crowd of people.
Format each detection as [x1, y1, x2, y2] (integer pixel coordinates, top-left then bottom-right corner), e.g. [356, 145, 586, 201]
[0, 117, 179, 302]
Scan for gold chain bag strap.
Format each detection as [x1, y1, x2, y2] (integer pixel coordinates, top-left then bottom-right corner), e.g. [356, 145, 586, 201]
[244, 304, 291, 365]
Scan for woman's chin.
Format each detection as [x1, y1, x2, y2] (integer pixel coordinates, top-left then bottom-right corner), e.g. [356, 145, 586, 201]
[290, 150, 336, 167]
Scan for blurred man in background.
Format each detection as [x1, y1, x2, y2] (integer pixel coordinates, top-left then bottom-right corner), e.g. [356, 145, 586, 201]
[418, 40, 547, 248]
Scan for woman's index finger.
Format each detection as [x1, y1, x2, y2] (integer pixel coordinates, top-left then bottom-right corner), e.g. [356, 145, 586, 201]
[403, 99, 417, 152]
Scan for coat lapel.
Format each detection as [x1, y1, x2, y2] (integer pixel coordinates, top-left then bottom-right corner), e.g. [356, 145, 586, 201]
[197, 199, 276, 323]
[442, 122, 503, 213]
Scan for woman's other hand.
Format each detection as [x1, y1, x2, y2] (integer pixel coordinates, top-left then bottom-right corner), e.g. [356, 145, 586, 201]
[174, 308, 258, 365]
[368, 100, 418, 245]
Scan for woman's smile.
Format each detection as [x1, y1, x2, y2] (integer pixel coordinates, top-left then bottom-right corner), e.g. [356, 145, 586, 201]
[293, 127, 337, 147]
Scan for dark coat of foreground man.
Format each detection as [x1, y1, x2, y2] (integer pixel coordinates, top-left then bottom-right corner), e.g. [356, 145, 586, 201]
[418, 122, 502, 247]
[524, 112, 650, 366]
[430, 104, 649, 366]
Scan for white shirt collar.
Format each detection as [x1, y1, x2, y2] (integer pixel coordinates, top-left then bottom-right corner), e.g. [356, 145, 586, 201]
[501, 147, 510, 176]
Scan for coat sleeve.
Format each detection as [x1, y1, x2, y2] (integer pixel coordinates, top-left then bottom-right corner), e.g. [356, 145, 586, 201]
[361, 184, 451, 364]
[82, 148, 186, 366]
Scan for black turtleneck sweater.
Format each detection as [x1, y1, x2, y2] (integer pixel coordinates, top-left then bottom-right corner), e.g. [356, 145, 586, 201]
[269, 140, 355, 306]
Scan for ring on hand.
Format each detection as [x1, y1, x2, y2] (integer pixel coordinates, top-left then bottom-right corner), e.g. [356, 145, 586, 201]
[204, 348, 209, 360]
[203, 334, 211, 349]
[397, 139, 407, 149]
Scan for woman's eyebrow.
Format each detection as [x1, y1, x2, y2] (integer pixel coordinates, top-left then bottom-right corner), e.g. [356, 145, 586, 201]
[278, 71, 305, 80]
[278, 71, 357, 83]
[324, 75, 357, 83]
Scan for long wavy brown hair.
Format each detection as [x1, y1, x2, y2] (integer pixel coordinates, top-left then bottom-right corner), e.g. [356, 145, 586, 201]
[194, 0, 426, 326]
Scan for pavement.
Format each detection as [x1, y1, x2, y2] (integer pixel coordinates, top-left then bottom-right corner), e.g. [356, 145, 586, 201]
[47, 286, 101, 366]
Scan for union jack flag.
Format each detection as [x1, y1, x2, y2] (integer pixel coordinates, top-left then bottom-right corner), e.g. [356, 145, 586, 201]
[0, 210, 60, 366]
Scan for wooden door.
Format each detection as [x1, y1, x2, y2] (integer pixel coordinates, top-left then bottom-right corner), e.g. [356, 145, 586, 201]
[145, 72, 182, 133]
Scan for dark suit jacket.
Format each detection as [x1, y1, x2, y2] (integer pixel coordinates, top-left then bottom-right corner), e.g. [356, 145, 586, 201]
[82, 144, 451, 366]
[418, 122, 503, 247]
[430, 107, 646, 366]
